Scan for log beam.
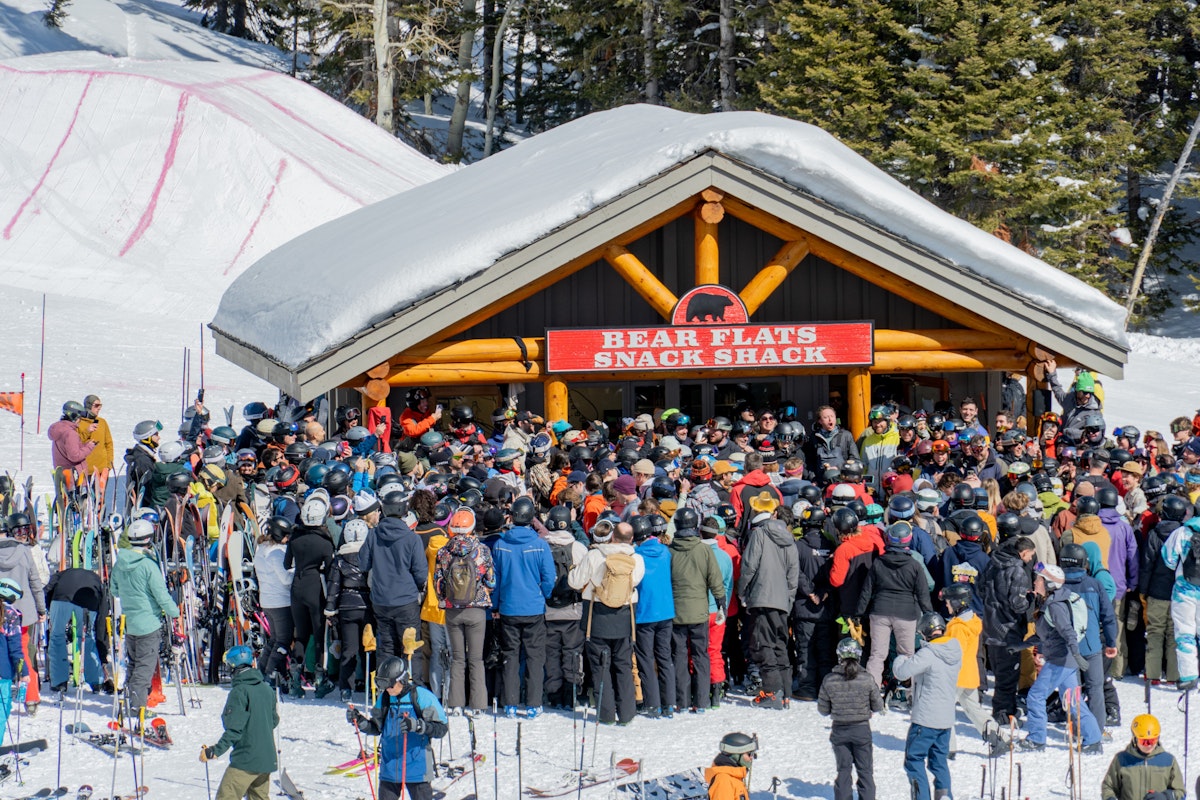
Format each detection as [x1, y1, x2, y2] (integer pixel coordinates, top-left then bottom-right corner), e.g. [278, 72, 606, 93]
[694, 191, 724, 286]
[393, 338, 546, 364]
[604, 245, 678, 320]
[874, 329, 1023, 352]
[544, 377, 568, 423]
[739, 240, 810, 315]
[872, 350, 1031, 373]
[847, 368, 871, 438]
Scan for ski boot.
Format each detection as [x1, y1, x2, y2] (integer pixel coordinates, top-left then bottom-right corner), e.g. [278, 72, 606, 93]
[340, 688, 353, 703]
[288, 665, 306, 699]
[314, 671, 336, 700]
[710, 682, 724, 710]
[751, 691, 782, 710]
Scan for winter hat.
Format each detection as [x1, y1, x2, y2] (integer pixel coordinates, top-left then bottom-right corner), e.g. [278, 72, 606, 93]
[613, 475, 638, 496]
[632, 459, 656, 476]
[478, 507, 507, 535]
[690, 460, 712, 480]
[396, 452, 419, 474]
[660, 436, 682, 452]
[353, 493, 382, 516]
[83, 394, 101, 410]
[864, 503, 884, 524]
[449, 508, 476, 535]
[634, 414, 654, 432]
[756, 439, 777, 462]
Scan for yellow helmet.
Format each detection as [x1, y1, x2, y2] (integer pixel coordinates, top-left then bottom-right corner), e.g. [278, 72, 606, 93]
[1131, 714, 1161, 741]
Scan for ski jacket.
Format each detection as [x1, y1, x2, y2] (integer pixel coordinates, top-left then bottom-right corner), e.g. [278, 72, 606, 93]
[829, 533, 878, 617]
[211, 667, 279, 775]
[0, 606, 25, 681]
[284, 525, 334, 601]
[1038, 491, 1070, 522]
[48, 419, 95, 471]
[1070, 514, 1111, 563]
[568, 543, 645, 606]
[45, 567, 106, 611]
[147, 461, 190, 511]
[433, 534, 496, 610]
[1140, 520, 1180, 601]
[706, 539, 733, 615]
[633, 538, 674, 624]
[705, 759, 749, 800]
[420, 532, 449, 625]
[360, 516, 427, 608]
[945, 611, 982, 689]
[358, 685, 448, 785]
[792, 530, 833, 622]
[1018, 515, 1057, 569]
[1031, 584, 1085, 667]
[670, 535, 725, 625]
[1100, 740, 1184, 800]
[1049, 375, 1102, 443]
[252, 542, 293, 610]
[398, 408, 437, 441]
[977, 542, 1033, 647]
[728, 471, 780, 529]
[940, 540, 990, 609]
[973, 450, 1007, 483]
[855, 547, 931, 620]
[1098, 508, 1139, 595]
[858, 426, 899, 482]
[110, 547, 178, 636]
[1062, 567, 1118, 657]
[0, 539, 45, 623]
[78, 416, 114, 474]
[326, 543, 370, 615]
[817, 662, 883, 724]
[491, 525, 555, 616]
[123, 444, 158, 498]
[684, 480, 722, 520]
[807, 426, 857, 469]
[737, 519, 798, 613]
[892, 635, 962, 729]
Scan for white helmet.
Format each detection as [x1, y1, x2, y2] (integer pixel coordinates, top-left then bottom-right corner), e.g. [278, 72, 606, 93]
[159, 440, 187, 463]
[127, 519, 155, 547]
[301, 492, 331, 527]
[342, 519, 369, 544]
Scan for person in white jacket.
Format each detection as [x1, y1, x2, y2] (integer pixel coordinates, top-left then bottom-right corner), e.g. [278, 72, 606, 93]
[253, 517, 295, 690]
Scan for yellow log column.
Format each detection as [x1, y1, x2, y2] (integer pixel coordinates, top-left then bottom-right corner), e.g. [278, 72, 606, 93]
[545, 377, 569, 424]
[847, 368, 871, 439]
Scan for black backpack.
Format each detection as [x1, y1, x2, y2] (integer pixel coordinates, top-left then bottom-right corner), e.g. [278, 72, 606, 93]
[546, 541, 581, 609]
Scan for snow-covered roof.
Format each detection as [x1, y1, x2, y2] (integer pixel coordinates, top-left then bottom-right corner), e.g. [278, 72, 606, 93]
[212, 104, 1129, 394]
[0, 52, 451, 317]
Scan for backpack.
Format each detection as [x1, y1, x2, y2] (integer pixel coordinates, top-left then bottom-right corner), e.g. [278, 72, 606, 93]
[1046, 592, 1088, 643]
[546, 542, 581, 609]
[592, 552, 636, 609]
[445, 547, 480, 606]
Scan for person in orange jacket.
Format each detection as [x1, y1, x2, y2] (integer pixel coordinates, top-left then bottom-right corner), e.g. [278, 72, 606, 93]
[398, 387, 442, 441]
[706, 732, 756, 800]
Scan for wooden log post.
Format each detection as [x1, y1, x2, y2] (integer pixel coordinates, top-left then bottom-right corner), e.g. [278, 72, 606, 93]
[544, 376, 568, 424]
[695, 189, 724, 286]
[740, 239, 809, 315]
[847, 368, 870, 438]
[604, 245, 679, 320]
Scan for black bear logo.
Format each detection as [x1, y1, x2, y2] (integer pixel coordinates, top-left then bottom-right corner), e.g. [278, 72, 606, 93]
[685, 292, 734, 323]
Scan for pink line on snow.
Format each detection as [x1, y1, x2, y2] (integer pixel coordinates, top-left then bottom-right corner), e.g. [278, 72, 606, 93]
[119, 92, 189, 257]
[225, 157, 288, 275]
[3, 75, 94, 240]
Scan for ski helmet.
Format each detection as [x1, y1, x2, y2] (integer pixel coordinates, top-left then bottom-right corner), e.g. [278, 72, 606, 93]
[223, 645, 254, 669]
[1161, 495, 1190, 522]
[888, 495, 915, 521]
[1035, 563, 1066, 590]
[832, 507, 859, 535]
[1059, 544, 1088, 570]
[546, 506, 572, 532]
[718, 732, 757, 767]
[510, 497, 536, 526]
[650, 476, 676, 500]
[630, 515, 654, 542]
[210, 425, 237, 446]
[953, 512, 986, 542]
[647, 514, 668, 540]
[133, 420, 163, 443]
[836, 637, 863, 662]
[323, 469, 351, 496]
[376, 656, 409, 690]
[1096, 486, 1119, 509]
[886, 521, 913, 549]
[995, 512, 1021, 541]
[939, 583, 972, 616]
[62, 400, 86, 422]
[799, 485, 822, 506]
[450, 405, 474, 427]
[198, 464, 227, 489]
[404, 387, 431, 411]
[0, 578, 21, 603]
[1075, 495, 1101, 516]
[300, 493, 331, 527]
[951, 483, 975, 509]
[342, 518, 369, 544]
[799, 506, 826, 529]
[916, 611, 947, 642]
[673, 507, 700, 533]
[126, 519, 155, 547]
[1131, 714, 1161, 743]
[243, 402, 269, 422]
[159, 441, 187, 463]
[716, 504, 737, 530]
[266, 516, 294, 543]
[306, 463, 331, 487]
[275, 465, 301, 492]
[166, 470, 193, 495]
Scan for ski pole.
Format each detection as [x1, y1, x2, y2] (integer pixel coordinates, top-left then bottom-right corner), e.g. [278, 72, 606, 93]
[468, 714, 480, 799]
[591, 646, 609, 768]
[517, 721, 523, 796]
[492, 698, 499, 800]
[399, 727, 408, 800]
[56, 683, 64, 786]
[138, 706, 147, 800]
[980, 764, 986, 800]
[770, 776, 780, 800]
[204, 759, 212, 800]
[1184, 689, 1190, 800]
[351, 712, 378, 800]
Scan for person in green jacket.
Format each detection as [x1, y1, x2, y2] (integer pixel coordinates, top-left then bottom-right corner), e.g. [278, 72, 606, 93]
[109, 519, 179, 723]
[201, 645, 280, 800]
[1101, 713, 1184, 800]
[669, 507, 725, 713]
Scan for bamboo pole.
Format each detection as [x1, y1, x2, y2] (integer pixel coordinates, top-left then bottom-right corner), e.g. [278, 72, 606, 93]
[739, 240, 810, 315]
[603, 245, 678, 320]
[847, 368, 870, 438]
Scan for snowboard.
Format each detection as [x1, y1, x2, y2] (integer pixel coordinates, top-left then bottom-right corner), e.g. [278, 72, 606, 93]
[614, 767, 708, 799]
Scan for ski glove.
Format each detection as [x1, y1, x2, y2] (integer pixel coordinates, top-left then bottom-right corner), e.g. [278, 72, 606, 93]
[715, 608, 726, 626]
[347, 707, 372, 728]
[400, 715, 426, 734]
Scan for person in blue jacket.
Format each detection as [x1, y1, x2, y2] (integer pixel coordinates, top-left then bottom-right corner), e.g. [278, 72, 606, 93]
[632, 515, 675, 718]
[491, 497, 555, 717]
[347, 656, 447, 800]
[940, 512, 991, 612]
[1060, 543, 1118, 733]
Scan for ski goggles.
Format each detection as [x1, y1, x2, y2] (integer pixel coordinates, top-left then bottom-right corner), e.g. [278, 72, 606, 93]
[1137, 736, 1159, 750]
[930, 440, 951, 454]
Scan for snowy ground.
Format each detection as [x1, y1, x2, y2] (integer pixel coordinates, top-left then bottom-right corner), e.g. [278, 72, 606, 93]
[0, 675, 1184, 799]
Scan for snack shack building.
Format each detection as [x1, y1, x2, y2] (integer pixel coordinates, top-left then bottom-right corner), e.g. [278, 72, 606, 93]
[210, 106, 1129, 436]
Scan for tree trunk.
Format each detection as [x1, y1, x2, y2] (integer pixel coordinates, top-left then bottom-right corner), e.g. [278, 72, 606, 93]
[231, 0, 247, 38]
[642, 0, 658, 104]
[374, 0, 395, 133]
[484, 0, 519, 156]
[214, 0, 228, 32]
[481, 0, 496, 118]
[513, 17, 525, 122]
[446, 0, 478, 159]
[718, 0, 735, 110]
[1126, 166, 1142, 230]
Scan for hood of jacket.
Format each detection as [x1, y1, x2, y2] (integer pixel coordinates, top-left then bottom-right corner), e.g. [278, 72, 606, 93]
[375, 516, 416, 544]
[0, 539, 25, 570]
[734, 470, 772, 489]
[1039, 492, 1069, 516]
[755, 518, 793, 548]
[116, 546, 155, 568]
[543, 529, 576, 547]
[926, 635, 963, 666]
[1082, 541, 1105, 574]
[500, 525, 540, 546]
[637, 538, 669, 561]
[670, 535, 703, 555]
[1099, 508, 1126, 526]
[231, 666, 266, 688]
[338, 540, 365, 557]
[1072, 515, 1108, 540]
[446, 533, 481, 557]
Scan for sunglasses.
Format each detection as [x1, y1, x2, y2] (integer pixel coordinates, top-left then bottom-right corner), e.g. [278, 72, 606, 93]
[759, 416, 775, 422]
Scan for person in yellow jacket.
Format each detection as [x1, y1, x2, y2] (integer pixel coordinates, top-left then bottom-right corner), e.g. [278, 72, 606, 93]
[940, 583, 1005, 757]
[77, 395, 114, 480]
[191, 465, 227, 542]
[706, 732, 756, 800]
[419, 505, 452, 700]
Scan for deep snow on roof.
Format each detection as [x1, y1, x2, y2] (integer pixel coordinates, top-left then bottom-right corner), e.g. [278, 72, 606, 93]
[0, 52, 451, 317]
[213, 104, 1129, 369]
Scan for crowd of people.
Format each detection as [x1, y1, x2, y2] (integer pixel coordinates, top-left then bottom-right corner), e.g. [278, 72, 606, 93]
[9, 371, 1200, 799]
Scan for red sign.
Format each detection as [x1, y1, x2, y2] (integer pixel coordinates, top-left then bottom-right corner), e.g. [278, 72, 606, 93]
[545, 322, 874, 373]
[670, 285, 749, 326]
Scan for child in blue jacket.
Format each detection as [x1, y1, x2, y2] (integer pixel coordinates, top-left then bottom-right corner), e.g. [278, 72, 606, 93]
[347, 656, 447, 800]
[0, 578, 29, 743]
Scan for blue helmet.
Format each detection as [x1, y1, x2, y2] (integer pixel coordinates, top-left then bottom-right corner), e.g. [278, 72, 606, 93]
[223, 645, 254, 669]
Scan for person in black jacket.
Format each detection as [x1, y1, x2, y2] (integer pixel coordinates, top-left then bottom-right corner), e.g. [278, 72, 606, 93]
[285, 491, 335, 698]
[855, 522, 932, 692]
[791, 508, 835, 701]
[46, 567, 110, 692]
[818, 637, 883, 800]
[1141, 496, 1186, 684]
[977, 535, 1037, 726]
[325, 518, 372, 703]
[359, 485, 428, 667]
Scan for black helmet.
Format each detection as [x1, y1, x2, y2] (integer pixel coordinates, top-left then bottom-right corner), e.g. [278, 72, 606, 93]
[951, 483, 975, 509]
[1059, 543, 1089, 569]
[939, 583, 972, 616]
[243, 401, 269, 422]
[847, 499, 867, 521]
[284, 442, 310, 461]
[568, 445, 595, 465]
[776, 402, 798, 423]
[1032, 473, 1054, 494]
[1075, 495, 1101, 516]
[1143, 475, 1168, 499]
[62, 400, 86, 422]
[404, 387, 431, 411]
[917, 611, 947, 641]
[375, 472, 405, 493]
[650, 476, 676, 500]
[841, 459, 865, 479]
[716, 504, 737, 531]
[616, 449, 641, 471]
[1096, 486, 1119, 509]
[647, 514, 668, 539]
[266, 516, 294, 543]
[166, 470, 193, 495]
[832, 507, 859, 535]
[995, 512, 1021, 541]
[673, 507, 700, 532]
[731, 420, 753, 438]
[546, 505, 572, 531]
[1108, 449, 1133, 469]
[376, 656, 409, 689]
[1161, 495, 1190, 522]
[630, 515, 653, 542]
[897, 415, 917, 431]
[952, 512, 986, 542]
[510, 497, 536, 526]
[270, 421, 295, 443]
[799, 484, 821, 506]
[457, 488, 483, 509]
[323, 469, 351, 496]
[450, 404, 474, 427]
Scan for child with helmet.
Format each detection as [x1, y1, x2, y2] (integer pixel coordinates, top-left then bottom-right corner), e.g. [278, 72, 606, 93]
[706, 731, 757, 800]
[199, 645, 279, 800]
[817, 637, 882, 800]
[1100, 714, 1184, 800]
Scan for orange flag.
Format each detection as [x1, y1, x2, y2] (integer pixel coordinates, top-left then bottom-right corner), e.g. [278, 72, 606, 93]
[0, 392, 21, 417]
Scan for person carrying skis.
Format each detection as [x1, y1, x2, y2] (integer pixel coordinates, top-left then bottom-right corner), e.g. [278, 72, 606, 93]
[1100, 714, 1185, 800]
[346, 655, 448, 800]
[110, 519, 179, 726]
[199, 645, 279, 800]
[0, 578, 28, 743]
[893, 611, 961, 800]
[817, 637, 882, 800]
[706, 732, 756, 800]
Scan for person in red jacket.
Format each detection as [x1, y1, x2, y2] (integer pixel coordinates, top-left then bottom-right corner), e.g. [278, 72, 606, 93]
[728, 453, 781, 532]
[398, 387, 442, 441]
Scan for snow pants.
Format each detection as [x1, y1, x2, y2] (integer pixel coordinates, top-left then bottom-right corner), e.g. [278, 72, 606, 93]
[672, 622, 709, 710]
[1171, 582, 1200, 683]
[336, 609, 368, 692]
[1110, 596, 1129, 678]
[748, 608, 791, 696]
[949, 687, 993, 754]
[1025, 662, 1101, 747]
[903, 723, 951, 800]
[500, 615, 546, 709]
[1145, 596, 1179, 682]
[20, 626, 38, 705]
[1081, 652, 1106, 731]
[586, 636, 636, 724]
[48, 600, 103, 688]
[543, 619, 584, 705]
[831, 721, 874, 800]
[707, 611, 726, 684]
[987, 643, 1022, 725]
[867, 615, 915, 690]
[380, 780, 433, 800]
[445, 607, 487, 711]
[125, 629, 161, 711]
[260, 606, 293, 679]
[215, 765, 270, 800]
[0, 679, 11, 746]
[634, 620, 675, 713]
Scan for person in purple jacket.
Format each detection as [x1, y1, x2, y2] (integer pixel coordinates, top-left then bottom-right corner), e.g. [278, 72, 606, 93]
[1096, 486, 1138, 683]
